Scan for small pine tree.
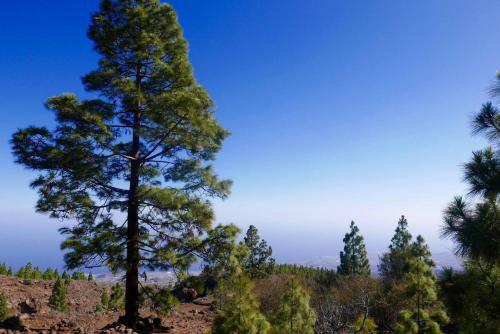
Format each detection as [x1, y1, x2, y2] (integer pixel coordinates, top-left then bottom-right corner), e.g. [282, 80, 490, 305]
[25, 263, 33, 278]
[0, 293, 9, 321]
[101, 289, 110, 310]
[42, 268, 56, 280]
[87, 272, 94, 281]
[0, 263, 8, 276]
[32, 266, 43, 280]
[49, 278, 69, 312]
[272, 278, 316, 334]
[337, 221, 370, 276]
[241, 225, 275, 278]
[6, 267, 12, 276]
[213, 272, 270, 334]
[62, 271, 71, 285]
[395, 237, 448, 334]
[108, 283, 125, 311]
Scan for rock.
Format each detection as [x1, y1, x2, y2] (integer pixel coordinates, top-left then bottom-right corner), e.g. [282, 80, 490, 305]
[2, 315, 26, 331]
[18, 299, 37, 314]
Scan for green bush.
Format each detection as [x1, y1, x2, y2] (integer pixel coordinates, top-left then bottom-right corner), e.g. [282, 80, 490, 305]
[0, 293, 9, 321]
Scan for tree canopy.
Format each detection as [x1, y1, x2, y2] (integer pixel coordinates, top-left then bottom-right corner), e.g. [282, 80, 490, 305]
[337, 221, 370, 276]
[11, 0, 234, 326]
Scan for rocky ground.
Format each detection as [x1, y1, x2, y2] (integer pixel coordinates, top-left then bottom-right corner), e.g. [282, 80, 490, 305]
[0, 275, 214, 334]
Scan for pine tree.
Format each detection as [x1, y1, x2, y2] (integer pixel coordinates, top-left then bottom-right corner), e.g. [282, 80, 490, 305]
[272, 279, 316, 334]
[0, 293, 8, 321]
[0, 263, 8, 276]
[43, 268, 56, 280]
[101, 289, 110, 310]
[62, 271, 71, 285]
[49, 278, 69, 312]
[337, 221, 370, 276]
[32, 266, 43, 280]
[379, 215, 413, 287]
[442, 73, 500, 264]
[88, 272, 94, 281]
[109, 283, 125, 311]
[212, 272, 270, 334]
[241, 225, 275, 278]
[11, 0, 232, 326]
[395, 237, 448, 334]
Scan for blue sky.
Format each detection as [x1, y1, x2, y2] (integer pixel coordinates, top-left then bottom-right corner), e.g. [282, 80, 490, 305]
[1, 0, 499, 269]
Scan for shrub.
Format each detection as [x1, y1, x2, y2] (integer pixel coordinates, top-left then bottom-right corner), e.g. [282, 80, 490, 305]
[0, 293, 9, 321]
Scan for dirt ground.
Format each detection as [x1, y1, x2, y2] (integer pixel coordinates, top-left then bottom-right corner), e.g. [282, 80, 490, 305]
[0, 275, 214, 333]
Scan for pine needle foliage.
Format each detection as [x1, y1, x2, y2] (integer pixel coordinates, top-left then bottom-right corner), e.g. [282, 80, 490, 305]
[395, 237, 448, 334]
[10, 0, 233, 325]
[212, 272, 270, 334]
[49, 277, 69, 312]
[379, 215, 414, 287]
[337, 221, 370, 276]
[442, 72, 500, 264]
[271, 278, 316, 334]
[241, 225, 275, 279]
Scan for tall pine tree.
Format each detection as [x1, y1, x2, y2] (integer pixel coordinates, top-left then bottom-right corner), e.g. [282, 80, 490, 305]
[379, 215, 413, 287]
[337, 221, 370, 276]
[241, 225, 275, 278]
[11, 0, 233, 326]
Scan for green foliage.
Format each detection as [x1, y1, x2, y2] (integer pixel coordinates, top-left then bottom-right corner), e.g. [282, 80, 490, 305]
[0, 263, 12, 276]
[442, 73, 500, 264]
[49, 277, 69, 312]
[353, 314, 377, 334]
[182, 275, 205, 295]
[11, 0, 233, 322]
[240, 225, 275, 279]
[379, 215, 414, 287]
[141, 286, 178, 316]
[395, 247, 448, 334]
[42, 268, 56, 280]
[62, 271, 71, 285]
[100, 289, 110, 309]
[337, 221, 370, 276]
[71, 271, 86, 280]
[213, 272, 270, 334]
[0, 293, 8, 321]
[439, 260, 500, 333]
[272, 264, 336, 287]
[88, 272, 94, 281]
[108, 283, 125, 311]
[271, 279, 316, 334]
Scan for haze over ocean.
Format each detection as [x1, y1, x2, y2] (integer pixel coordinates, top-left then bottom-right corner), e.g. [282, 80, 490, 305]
[2, 0, 500, 270]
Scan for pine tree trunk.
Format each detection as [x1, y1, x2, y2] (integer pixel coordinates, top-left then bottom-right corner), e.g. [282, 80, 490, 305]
[125, 68, 142, 327]
[125, 159, 140, 326]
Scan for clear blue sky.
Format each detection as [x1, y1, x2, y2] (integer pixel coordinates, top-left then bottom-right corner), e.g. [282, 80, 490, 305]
[1, 0, 499, 269]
